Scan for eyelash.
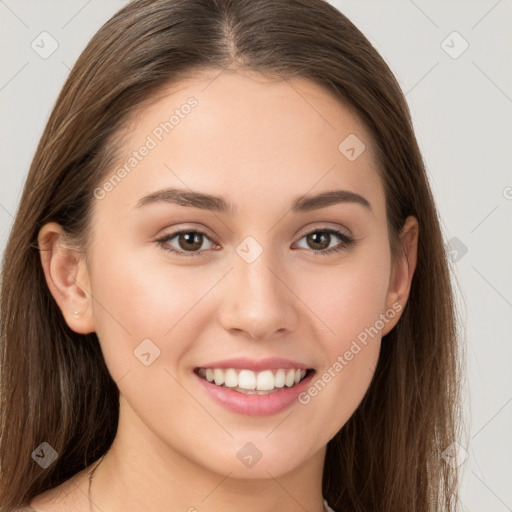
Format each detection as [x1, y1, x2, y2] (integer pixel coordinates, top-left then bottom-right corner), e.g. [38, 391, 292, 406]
[156, 228, 354, 257]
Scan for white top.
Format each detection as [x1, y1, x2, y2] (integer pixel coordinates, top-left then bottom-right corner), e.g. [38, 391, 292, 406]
[324, 497, 336, 511]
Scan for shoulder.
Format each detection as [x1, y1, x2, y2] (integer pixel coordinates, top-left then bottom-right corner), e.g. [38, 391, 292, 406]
[21, 467, 90, 512]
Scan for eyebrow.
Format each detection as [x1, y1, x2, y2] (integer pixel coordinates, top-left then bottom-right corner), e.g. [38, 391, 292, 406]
[134, 187, 372, 214]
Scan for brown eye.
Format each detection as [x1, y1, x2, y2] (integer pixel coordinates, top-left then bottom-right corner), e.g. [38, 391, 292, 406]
[178, 232, 204, 251]
[157, 229, 216, 256]
[305, 231, 331, 251]
[294, 228, 355, 255]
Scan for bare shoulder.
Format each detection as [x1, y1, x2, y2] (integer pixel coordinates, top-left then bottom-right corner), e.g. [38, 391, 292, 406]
[27, 468, 90, 512]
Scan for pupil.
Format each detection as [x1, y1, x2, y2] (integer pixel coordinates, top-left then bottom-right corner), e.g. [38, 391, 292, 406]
[176, 232, 332, 252]
[307, 231, 329, 250]
[179, 232, 202, 251]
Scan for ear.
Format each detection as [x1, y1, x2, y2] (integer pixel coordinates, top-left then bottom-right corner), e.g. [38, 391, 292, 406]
[38, 222, 95, 334]
[381, 216, 419, 336]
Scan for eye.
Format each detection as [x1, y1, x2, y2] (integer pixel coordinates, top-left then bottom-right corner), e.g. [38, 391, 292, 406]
[293, 228, 354, 255]
[156, 229, 217, 256]
[156, 227, 354, 258]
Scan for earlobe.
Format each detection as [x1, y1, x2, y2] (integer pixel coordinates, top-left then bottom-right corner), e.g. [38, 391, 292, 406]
[38, 222, 95, 334]
[381, 216, 419, 336]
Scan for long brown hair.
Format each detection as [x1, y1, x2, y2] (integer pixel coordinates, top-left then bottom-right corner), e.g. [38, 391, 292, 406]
[0, 1, 463, 510]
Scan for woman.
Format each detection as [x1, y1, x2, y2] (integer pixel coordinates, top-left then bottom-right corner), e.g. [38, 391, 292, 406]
[0, 1, 462, 511]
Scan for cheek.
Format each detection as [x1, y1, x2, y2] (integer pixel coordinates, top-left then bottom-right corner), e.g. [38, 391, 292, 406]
[295, 241, 391, 349]
[86, 241, 220, 378]
[299, 335, 380, 440]
[292, 242, 390, 420]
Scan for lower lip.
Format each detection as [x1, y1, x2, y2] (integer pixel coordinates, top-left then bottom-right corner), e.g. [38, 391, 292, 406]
[195, 370, 315, 416]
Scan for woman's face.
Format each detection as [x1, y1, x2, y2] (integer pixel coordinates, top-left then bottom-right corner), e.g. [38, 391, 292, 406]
[64, 69, 411, 479]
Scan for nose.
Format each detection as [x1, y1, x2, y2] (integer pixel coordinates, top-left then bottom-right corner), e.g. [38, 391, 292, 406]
[217, 249, 299, 340]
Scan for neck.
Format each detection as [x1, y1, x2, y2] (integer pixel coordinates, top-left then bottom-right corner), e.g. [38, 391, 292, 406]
[90, 394, 327, 512]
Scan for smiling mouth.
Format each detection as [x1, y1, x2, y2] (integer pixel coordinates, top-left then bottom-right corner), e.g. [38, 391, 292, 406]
[194, 367, 315, 395]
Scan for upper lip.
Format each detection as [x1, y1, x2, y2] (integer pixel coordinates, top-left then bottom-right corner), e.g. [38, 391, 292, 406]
[195, 357, 312, 372]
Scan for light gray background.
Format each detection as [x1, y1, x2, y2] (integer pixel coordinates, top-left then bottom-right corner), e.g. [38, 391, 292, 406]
[1, 1, 511, 510]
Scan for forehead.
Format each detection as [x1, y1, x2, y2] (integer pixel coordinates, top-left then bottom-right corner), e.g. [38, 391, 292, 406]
[97, 69, 384, 216]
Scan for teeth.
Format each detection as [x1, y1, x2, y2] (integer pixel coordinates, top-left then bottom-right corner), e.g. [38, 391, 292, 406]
[285, 369, 296, 387]
[238, 369, 256, 390]
[257, 370, 274, 391]
[213, 368, 225, 386]
[274, 369, 286, 388]
[198, 367, 308, 391]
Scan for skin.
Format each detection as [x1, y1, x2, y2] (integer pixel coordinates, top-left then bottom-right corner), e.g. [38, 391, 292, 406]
[35, 69, 418, 512]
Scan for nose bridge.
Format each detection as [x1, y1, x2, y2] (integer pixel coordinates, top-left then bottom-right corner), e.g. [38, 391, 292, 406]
[217, 240, 298, 338]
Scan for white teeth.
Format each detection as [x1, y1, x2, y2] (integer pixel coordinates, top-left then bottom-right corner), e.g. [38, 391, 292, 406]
[213, 368, 225, 386]
[238, 370, 256, 390]
[285, 369, 296, 387]
[274, 369, 285, 388]
[199, 367, 308, 391]
[256, 370, 274, 391]
[224, 368, 238, 388]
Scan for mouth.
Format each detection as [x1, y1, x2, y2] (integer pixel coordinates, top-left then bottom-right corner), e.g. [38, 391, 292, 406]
[193, 358, 317, 416]
[194, 367, 315, 395]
